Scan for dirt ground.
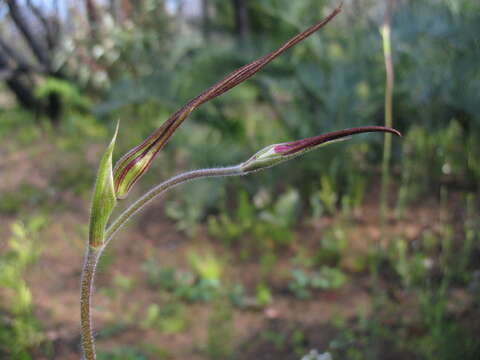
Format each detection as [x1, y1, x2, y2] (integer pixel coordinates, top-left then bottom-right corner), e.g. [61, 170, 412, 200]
[0, 136, 471, 360]
[26, 213, 373, 359]
[22, 201, 441, 359]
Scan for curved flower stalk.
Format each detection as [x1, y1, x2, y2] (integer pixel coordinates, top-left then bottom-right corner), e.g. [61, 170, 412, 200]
[104, 126, 400, 245]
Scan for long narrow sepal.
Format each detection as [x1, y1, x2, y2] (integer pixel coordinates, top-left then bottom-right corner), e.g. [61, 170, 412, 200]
[112, 5, 343, 199]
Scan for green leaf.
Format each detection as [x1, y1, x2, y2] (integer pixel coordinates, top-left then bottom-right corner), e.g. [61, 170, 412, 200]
[89, 122, 119, 248]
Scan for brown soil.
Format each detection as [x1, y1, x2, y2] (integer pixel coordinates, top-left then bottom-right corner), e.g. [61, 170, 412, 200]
[0, 136, 464, 360]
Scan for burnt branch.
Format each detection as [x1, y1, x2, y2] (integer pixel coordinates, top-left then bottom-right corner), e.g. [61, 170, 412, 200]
[0, 36, 45, 73]
[6, 0, 50, 68]
[26, 0, 60, 52]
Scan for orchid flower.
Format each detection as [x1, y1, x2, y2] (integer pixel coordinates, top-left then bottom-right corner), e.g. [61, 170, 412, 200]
[112, 5, 343, 199]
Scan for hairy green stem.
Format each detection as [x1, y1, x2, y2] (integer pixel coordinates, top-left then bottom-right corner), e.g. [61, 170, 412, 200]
[80, 165, 243, 359]
[80, 246, 101, 360]
[105, 165, 243, 245]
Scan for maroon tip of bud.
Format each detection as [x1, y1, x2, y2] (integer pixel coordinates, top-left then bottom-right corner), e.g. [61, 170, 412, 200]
[274, 126, 401, 155]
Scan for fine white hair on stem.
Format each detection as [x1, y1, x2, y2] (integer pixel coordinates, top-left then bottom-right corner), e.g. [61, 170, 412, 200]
[104, 165, 243, 245]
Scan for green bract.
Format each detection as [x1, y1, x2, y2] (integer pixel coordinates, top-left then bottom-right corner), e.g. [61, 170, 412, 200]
[88, 122, 119, 248]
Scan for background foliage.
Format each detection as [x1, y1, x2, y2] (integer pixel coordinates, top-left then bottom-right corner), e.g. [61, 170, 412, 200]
[0, 0, 479, 359]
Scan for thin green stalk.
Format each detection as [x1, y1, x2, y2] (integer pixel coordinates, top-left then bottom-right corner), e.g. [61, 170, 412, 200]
[105, 166, 243, 244]
[80, 247, 101, 360]
[80, 166, 242, 359]
[380, 0, 395, 234]
[371, 0, 396, 310]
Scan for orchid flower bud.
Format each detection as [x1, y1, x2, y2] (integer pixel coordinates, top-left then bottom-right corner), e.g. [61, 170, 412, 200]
[241, 126, 401, 173]
[112, 5, 343, 199]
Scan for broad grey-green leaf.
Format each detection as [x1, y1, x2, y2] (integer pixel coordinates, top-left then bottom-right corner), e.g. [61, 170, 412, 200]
[89, 122, 119, 248]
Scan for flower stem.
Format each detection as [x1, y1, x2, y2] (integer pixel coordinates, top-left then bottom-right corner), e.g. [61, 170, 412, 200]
[80, 166, 242, 358]
[80, 246, 101, 360]
[104, 166, 242, 245]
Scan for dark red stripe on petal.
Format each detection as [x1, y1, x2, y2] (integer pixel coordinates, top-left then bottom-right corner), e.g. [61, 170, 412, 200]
[275, 126, 401, 155]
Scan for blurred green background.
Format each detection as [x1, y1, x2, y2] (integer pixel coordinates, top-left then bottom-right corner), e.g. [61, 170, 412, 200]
[0, 0, 479, 359]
